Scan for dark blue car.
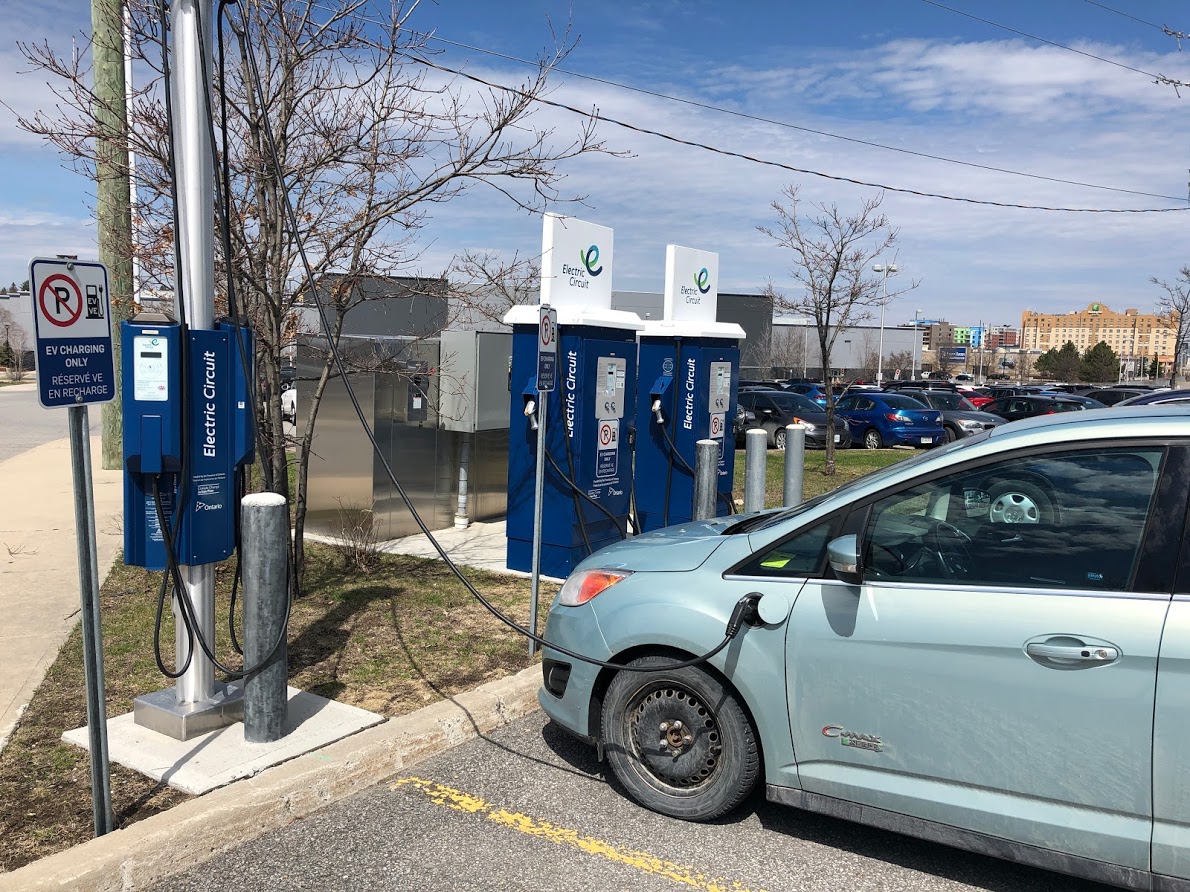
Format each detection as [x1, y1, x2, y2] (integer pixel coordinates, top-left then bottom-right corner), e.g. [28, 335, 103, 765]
[834, 391, 945, 449]
[783, 382, 829, 407]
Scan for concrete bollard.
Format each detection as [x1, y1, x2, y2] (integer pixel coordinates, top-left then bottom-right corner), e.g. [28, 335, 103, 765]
[241, 492, 289, 743]
[783, 424, 806, 507]
[744, 428, 768, 514]
[692, 439, 719, 520]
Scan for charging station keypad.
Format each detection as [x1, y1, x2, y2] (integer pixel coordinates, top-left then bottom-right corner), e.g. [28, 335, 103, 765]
[595, 356, 627, 420]
[709, 361, 731, 413]
[133, 335, 170, 402]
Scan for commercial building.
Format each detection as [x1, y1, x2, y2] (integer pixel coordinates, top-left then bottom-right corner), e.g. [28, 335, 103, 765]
[1020, 303, 1178, 374]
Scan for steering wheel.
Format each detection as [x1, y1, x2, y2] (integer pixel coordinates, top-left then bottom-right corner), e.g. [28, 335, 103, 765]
[924, 519, 975, 579]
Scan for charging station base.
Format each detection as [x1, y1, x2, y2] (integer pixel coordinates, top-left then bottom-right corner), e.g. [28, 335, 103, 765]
[133, 682, 244, 741]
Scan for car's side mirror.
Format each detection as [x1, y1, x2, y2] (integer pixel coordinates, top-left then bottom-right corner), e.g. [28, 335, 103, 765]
[827, 534, 862, 586]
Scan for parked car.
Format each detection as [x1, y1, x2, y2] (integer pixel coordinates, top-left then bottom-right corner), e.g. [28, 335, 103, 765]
[539, 407, 1190, 890]
[732, 403, 757, 447]
[1048, 393, 1107, 409]
[903, 390, 1004, 442]
[737, 389, 850, 450]
[281, 387, 297, 423]
[883, 380, 959, 393]
[783, 382, 830, 408]
[1115, 388, 1190, 407]
[1083, 387, 1151, 406]
[833, 391, 945, 449]
[982, 394, 1089, 422]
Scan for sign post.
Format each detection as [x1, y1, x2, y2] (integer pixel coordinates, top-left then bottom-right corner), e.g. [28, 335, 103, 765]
[29, 256, 115, 836]
[529, 305, 557, 656]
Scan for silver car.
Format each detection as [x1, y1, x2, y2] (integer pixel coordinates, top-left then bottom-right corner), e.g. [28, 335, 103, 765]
[539, 407, 1190, 890]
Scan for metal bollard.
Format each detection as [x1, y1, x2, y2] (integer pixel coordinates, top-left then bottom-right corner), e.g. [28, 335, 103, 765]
[744, 428, 768, 514]
[783, 424, 806, 507]
[692, 439, 719, 520]
[241, 492, 289, 743]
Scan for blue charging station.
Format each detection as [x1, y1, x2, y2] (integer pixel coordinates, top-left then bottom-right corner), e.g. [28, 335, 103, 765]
[506, 316, 639, 578]
[122, 312, 255, 571]
[632, 246, 745, 533]
[635, 333, 740, 531]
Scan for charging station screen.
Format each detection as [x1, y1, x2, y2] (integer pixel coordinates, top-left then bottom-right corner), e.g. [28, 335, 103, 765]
[133, 335, 170, 402]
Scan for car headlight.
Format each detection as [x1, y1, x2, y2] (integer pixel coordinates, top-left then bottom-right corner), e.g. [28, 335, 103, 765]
[791, 417, 817, 432]
[557, 569, 633, 607]
[958, 419, 983, 429]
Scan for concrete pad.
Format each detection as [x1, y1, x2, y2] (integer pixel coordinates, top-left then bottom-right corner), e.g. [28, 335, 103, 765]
[10, 666, 542, 892]
[62, 687, 384, 795]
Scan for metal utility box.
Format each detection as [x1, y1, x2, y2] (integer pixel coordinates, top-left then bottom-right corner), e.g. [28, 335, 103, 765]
[439, 330, 513, 433]
[297, 334, 508, 541]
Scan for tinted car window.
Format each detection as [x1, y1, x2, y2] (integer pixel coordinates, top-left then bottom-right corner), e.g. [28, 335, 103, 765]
[835, 396, 858, 411]
[769, 393, 825, 414]
[923, 392, 973, 411]
[863, 448, 1163, 591]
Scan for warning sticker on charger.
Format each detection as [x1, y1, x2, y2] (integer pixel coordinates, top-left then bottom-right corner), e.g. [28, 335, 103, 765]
[596, 418, 619, 479]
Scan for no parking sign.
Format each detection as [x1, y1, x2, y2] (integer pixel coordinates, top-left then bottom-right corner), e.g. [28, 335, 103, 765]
[29, 258, 115, 409]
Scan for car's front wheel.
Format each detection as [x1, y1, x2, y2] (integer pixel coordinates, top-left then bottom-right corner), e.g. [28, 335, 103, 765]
[601, 656, 760, 821]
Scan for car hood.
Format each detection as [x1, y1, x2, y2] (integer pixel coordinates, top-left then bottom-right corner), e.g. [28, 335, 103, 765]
[572, 515, 739, 573]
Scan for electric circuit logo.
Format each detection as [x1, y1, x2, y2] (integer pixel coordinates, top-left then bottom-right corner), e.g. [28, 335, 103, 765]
[694, 267, 711, 295]
[580, 244, 603, 277]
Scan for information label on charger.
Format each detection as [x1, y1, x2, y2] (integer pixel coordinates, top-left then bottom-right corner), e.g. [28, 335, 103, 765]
[29, 257, 115, 409]
[596, 418, 619, 479]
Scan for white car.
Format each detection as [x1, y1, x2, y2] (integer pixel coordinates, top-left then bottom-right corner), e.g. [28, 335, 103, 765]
[281, 387, 296, 423]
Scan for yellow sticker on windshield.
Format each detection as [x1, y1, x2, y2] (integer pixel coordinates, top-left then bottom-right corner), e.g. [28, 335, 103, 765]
[760, 555, 791, 568]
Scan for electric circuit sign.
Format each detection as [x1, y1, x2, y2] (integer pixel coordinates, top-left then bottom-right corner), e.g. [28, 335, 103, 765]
[30, 257, 116, 409]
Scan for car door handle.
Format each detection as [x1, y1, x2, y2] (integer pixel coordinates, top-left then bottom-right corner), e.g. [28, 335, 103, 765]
[1026, 643, 1118, 663]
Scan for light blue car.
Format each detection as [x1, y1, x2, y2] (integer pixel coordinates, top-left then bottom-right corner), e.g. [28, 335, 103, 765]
[539, 407, 1190, 891]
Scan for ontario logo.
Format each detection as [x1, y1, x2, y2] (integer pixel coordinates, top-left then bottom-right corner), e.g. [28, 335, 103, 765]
[694, 267, 711, 295]
[580, 244, 603, 277]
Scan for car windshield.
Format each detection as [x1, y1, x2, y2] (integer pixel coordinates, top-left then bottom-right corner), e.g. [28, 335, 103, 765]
[769, 393, 823, 414]
[882, 394, 929, 410]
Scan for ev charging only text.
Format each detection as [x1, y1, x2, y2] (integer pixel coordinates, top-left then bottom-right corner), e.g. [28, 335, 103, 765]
[43, 342, 109, 401]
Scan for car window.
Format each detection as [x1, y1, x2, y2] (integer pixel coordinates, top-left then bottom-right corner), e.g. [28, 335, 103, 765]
[883, 394, 928, 410]
[736, 519, 835, 578]
[862, 447, 1164, 591]
[836, 396, 857, 410]
[1052, 401, 1083, 413]
[855, 397, 875, 411]
[770, 393, 823, 414]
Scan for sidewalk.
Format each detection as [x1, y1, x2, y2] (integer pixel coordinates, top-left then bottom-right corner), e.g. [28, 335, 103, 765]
[0, 435, 123, 750]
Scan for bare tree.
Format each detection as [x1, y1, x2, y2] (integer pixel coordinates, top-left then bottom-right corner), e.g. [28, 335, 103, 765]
[1151, 266, 1190, 388]
[759, 186, 909, 472]
[16, 0, 611, 583]
[768, 325, 809, 378]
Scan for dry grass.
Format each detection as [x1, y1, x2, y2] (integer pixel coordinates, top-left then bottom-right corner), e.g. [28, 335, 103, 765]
[0, 545, 549, 872]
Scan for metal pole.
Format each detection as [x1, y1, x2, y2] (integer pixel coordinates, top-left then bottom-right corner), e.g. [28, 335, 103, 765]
[454, 432, 471, 530]
[743, 428, 767, 514]
[528, 395, 548, 657]
[172, 0, 217, 705]
[69, 405, 113, 835]
[692, 439, 718, 521]
[876, 295, 886, 383]
[782, 424, 805, 508]
[912, 310, 920, 381]
[241, 493, 289, 744]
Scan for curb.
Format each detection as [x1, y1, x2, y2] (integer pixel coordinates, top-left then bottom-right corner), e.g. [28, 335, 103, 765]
[1, 667, 543, 891]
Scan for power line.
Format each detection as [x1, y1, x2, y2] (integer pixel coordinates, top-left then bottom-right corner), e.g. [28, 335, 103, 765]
[308, 1, 1185, 202]
[404, 51, 1188, 214]
[1081, 0, 1188, 43]
[922, 0, 1165, 78]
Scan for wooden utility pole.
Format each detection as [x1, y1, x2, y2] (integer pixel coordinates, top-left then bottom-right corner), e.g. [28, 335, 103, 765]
[92, 0, 133, 469]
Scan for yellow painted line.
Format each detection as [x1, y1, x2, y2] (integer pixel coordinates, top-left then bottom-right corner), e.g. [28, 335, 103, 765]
[391, 777, 767, 892]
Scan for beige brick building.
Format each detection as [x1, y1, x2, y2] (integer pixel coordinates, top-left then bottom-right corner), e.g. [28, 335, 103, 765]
[1020, 303, 1177, 367]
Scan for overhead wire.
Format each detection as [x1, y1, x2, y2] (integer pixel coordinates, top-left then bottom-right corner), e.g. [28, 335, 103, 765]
[921, 0, 1187, 87]
[308, 0, 1186, 204]
[402, 51, 1189, 214]
[1081, 0, 1186, 40]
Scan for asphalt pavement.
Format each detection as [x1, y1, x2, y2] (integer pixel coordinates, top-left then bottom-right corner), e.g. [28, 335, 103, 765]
[149, 713, 1110, 892]
[0, 382, 71, 461]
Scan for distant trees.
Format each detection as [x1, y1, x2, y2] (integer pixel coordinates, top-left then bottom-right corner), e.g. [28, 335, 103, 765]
[1151, 266, 1189, 388]
[1033, 340, 1118, 382]
[1083, 342, 1119, 382]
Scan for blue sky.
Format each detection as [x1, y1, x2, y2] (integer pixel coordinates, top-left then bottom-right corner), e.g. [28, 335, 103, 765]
[3, 0, 1189, 330]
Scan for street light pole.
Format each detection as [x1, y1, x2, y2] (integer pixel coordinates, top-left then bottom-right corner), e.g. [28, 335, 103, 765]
[872, 263, 897, 383]
[912, 309, 922, 380]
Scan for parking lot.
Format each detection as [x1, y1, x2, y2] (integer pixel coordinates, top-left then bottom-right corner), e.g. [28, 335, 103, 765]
[154, 713, 1109, 892]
